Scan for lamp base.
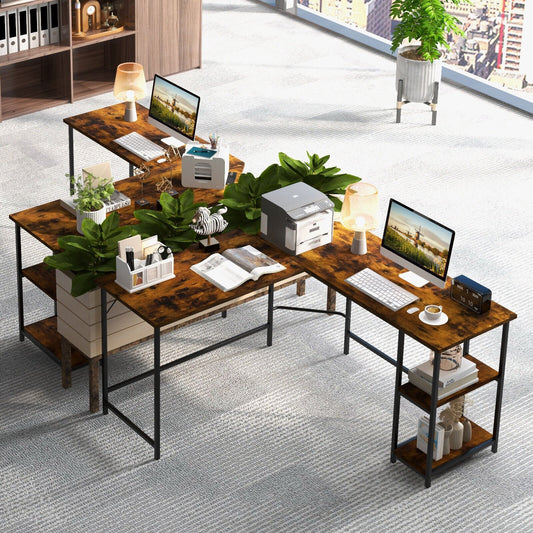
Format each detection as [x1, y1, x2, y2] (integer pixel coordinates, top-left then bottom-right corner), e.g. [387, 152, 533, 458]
[123, 101, 137, 122]
[351, 230, 367, 255]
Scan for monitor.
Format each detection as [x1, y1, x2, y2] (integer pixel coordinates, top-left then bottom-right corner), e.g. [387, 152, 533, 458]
[380, 199, 455, 289]
[147, 74, 200, 145]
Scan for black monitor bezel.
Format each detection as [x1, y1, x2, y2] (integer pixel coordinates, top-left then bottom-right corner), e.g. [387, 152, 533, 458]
[148, 74, 201, 144]
[380, 198, 455, 285]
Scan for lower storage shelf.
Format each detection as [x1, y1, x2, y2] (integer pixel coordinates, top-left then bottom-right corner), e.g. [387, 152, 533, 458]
[24, 316, 88, 370]
[395, 421, 493, 475]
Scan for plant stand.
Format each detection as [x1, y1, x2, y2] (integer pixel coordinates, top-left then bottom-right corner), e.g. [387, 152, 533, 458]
[396, 80, 440, 125]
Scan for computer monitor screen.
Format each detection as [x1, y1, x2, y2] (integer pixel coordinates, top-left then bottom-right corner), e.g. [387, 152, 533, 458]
[147, 75, 200, 145]
[380, 199, 455, 289]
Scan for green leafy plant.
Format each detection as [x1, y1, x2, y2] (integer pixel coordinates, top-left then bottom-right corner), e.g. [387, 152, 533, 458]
[43, 212, 137, 296]
[133, 190, 205, 251]
[220, 152, 359, 234]
[390, 0, 469, 62]
[68, 172, 115, 212]
[220, 164, 280, 235]
[276, 152, 359, 211]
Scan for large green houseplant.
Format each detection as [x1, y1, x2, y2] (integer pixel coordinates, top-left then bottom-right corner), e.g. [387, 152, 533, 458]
[390, 0, 469, 118]
[390, 0, 467, 62]
[221, 152, 359, 234]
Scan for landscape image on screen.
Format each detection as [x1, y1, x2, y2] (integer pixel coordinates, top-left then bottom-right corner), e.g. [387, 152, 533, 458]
[150, 78, 199, 139]
[383, 202, 453, 278]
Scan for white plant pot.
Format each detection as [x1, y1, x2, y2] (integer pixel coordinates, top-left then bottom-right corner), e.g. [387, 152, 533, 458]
[396, 46, 442, 103]
[76, 205, 106, 234]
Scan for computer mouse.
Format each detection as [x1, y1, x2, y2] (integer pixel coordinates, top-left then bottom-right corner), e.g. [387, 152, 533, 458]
[407, 307, 420, 314]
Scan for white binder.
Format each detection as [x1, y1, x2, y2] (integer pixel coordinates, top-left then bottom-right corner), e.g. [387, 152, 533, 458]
[48, 1, 59, 44]
[17, 7, 28, 51]
[39, 2, 49, 46]
[0, 13, 7, 56]
[7, 9, 18, 54]
[28, 5, 39, 49]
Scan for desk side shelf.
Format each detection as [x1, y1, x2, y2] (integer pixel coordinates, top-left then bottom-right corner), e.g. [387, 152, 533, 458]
[22, 263, 56, 300]
[395, 421, 493, 476]
[400, 354, 499, 411]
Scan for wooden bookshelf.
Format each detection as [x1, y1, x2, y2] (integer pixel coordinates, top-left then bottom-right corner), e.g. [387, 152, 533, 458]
[0, 0, 202, 121]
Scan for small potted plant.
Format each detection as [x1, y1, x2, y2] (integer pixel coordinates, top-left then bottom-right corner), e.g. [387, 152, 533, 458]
[68, 172, 115, 233]
[390, 0, 469, 114]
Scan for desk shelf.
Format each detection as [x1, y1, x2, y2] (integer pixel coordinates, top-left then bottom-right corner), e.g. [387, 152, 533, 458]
[395, 421, 493, 476]
[24, 316, 87, 370]
[22, 263, 56, 300]
[400, 354, 499, 411]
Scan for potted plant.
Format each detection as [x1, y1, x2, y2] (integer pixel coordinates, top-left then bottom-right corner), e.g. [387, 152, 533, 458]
[68, 172, 115, 233]
[44, 212, 137, 296]
[390, 0, 469, 118]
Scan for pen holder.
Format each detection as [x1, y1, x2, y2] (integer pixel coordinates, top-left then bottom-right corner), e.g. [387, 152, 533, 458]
[115, 240, 174, 293]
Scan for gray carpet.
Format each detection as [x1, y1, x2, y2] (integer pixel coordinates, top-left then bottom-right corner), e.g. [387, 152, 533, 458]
[1, 0, 533, 531]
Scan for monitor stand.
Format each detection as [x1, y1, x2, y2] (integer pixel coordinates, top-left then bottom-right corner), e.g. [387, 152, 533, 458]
[399, 270, 429, 288]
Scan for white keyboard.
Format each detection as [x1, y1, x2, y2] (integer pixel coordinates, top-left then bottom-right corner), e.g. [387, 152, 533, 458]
[113, 132, 166, 161]
[345, 268, 418, 311]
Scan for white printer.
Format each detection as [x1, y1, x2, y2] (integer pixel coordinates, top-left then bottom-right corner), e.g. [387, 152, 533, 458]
[181, 143, 229, 189]
[260, 182, 334, 255]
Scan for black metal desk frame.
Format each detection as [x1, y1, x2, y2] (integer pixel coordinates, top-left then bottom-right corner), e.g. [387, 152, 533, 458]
[100, 285, 275, 460]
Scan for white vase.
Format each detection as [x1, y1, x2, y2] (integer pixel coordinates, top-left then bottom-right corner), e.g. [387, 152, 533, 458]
[450, 419, 464, 450]
[76, 205, 107, 234]
[396, 46, 442, 103]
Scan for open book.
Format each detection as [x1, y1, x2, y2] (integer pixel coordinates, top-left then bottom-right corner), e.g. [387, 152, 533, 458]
[190, 245, 285, 292]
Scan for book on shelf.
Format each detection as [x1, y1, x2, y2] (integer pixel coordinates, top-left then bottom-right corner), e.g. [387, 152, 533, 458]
[190, 245, 285, 292]
[408, 369, 479, 399]
[414, 357, 477, 388]
[60, 190, 131, 215]
[416, 416, 445, 461]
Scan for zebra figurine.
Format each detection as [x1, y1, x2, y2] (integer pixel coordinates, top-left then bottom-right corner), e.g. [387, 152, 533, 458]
[190, 206, 228, 251]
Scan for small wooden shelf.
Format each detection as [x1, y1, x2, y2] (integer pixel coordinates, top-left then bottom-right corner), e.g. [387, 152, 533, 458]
[400, 354, 499, 411]
[395, 421, 493, 475]
[0, 44, 71, 66]
[24, 316, 87, 370]
[72, 29, 135, 49]
[22, 263, 56, 300]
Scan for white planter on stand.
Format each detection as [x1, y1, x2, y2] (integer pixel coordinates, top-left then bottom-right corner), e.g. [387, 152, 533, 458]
[395, 45, 442, 124]
[76, 204, 106, 234]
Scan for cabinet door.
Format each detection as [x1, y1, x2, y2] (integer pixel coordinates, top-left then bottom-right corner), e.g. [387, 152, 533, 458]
[136, 0, 202, 80]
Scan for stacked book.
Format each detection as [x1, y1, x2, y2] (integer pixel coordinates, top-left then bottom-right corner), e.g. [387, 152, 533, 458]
[408, 357, 478, 400]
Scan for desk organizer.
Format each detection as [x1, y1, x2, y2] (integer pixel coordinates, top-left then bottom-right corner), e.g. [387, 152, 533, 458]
[115, 237, 175, 293]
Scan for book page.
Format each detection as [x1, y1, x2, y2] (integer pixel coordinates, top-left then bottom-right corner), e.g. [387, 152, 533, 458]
[222, 245, 285, 280]
[190, 254, 252, 292]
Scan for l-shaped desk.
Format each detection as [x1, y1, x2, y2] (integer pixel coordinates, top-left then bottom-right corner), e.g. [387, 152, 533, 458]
[10, 104, 517, 488]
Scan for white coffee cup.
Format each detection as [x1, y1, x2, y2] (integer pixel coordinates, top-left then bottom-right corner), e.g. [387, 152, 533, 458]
[425, 304, 442, 320]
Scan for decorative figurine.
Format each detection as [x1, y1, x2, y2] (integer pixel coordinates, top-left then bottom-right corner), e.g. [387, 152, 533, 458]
[163, 145, 180, 196]
[133, 163, 151, 207]
[190, 206, 228, 252]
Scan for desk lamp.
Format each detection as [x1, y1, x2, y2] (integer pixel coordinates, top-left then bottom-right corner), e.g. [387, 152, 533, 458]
[340, 182, 379, 254]
[113, 63, 146, 122]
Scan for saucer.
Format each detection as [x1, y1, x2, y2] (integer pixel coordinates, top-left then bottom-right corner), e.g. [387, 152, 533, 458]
[418, 311, 449, 326]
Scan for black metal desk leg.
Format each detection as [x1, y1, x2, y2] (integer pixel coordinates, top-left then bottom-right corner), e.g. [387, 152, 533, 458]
[15, 224, 24, 341]
[267, 284, 274, 347]
[129, 163, 134, 177]
[101, 289, 109, 415]
[68, 126, 74, 194]
[344, 299, 352, 355]
[492, 322, 510, 453]
[424, 350, 442, 488]
[154, 327, 161, 460]
[390, 330, 405, 463]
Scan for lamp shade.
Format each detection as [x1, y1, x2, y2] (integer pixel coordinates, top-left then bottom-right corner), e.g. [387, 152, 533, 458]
[340, 182, 379, 231]
[113, 62, 146, 102]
